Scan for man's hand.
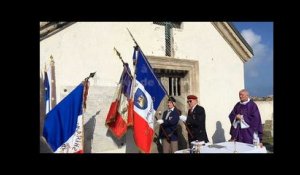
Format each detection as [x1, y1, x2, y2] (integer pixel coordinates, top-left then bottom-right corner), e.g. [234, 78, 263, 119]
[157, 119, 164, 124]
[259, 143, 263, 148]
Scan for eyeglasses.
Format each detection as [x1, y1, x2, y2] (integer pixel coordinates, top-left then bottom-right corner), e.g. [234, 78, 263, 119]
[187, 100, 192, 103]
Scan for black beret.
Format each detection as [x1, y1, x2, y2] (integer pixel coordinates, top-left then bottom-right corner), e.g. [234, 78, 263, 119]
[168, 96, 176, 103]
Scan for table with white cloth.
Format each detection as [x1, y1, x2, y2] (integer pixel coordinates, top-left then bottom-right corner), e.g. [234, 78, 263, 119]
[175, 141, 267, 153]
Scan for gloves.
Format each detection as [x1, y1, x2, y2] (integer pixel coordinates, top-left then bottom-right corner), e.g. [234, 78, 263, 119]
[157, 119, 164, 124]
[180, 115, 187, 122]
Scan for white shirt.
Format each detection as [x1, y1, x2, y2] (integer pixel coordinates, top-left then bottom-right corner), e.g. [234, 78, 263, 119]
[165, 107, 174, 120]
[190, 104, 197, 113]
[239, 98, 250, 105]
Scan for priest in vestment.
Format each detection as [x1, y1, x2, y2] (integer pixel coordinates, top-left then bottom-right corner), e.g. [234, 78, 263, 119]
[229, 89, 263, 146]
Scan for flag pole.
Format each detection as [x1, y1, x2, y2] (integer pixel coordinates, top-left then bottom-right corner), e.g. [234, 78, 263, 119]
[113, 47, 133, 80]
[83, 72, 95, 110]
[113, 47, 126, 65]
[126, 28, 169, 96]
[127, 28, 141, 49]
[81, 72, 95, 153]
[49, 55, 57, 109]
[44, 63, 47, 73]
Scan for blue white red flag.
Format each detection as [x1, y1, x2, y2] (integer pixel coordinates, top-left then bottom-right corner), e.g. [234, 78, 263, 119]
[44, 70, 50, 114]
[43, 59, 56, 114]
[106, 63, 133, 139]
[132, 47, 166, 153]
[43, 83, 85, 153]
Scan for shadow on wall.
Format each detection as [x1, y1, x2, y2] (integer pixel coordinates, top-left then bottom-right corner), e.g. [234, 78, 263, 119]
[40, 136, 53, 153]
[84, 110, 99, 153]
[153, 132, 163, 153]
[212, 121, 226, 144]
[105, 126, 126, 149]
[152, 119, 163, 153]
[177, 123, 188, 150]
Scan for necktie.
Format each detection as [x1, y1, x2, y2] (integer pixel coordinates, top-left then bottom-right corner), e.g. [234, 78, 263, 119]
[165, 110, 171, 120]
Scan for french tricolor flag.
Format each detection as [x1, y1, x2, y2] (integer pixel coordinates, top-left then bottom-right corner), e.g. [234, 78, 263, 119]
[105, 63, 133, 139]
[43, 83, 85, 153]
[44, 71, 50, 114]
[133, 47, 166, 153]
[44, 60, 56, 114]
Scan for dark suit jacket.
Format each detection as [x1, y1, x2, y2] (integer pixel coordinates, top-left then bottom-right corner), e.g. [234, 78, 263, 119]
[186, 105, 209, 143]
[159, 108, 180, 141]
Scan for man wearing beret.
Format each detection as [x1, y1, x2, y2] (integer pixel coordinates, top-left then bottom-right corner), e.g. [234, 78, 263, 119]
[180, 95, 209, 145]
[157, 96, 180, 153]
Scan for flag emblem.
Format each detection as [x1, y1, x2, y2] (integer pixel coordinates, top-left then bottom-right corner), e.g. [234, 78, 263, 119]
[134, 88, 148, 109]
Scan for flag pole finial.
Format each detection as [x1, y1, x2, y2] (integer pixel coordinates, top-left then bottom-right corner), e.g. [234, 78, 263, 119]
[113, 47, 133, 80]
[85, 72, 96, 82]
[49, 55, 55, 66]
[127, 28, 140, 49]
[113, 47, 125, 65]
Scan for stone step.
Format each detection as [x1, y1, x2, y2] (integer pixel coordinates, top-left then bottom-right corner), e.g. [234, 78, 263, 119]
[265, 120, 273, 125]
[264, 124, 272, 130]
[263, 119, 273, 138]
[263, 120, 273, 131]
[263, 130, 272, 138]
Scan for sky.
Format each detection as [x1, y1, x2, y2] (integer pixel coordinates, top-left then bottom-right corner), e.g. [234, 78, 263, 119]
[232, 22, 273, 97]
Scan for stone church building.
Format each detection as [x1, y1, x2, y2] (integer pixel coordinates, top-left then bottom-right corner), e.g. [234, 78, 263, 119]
[40, 22, 253, 153]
